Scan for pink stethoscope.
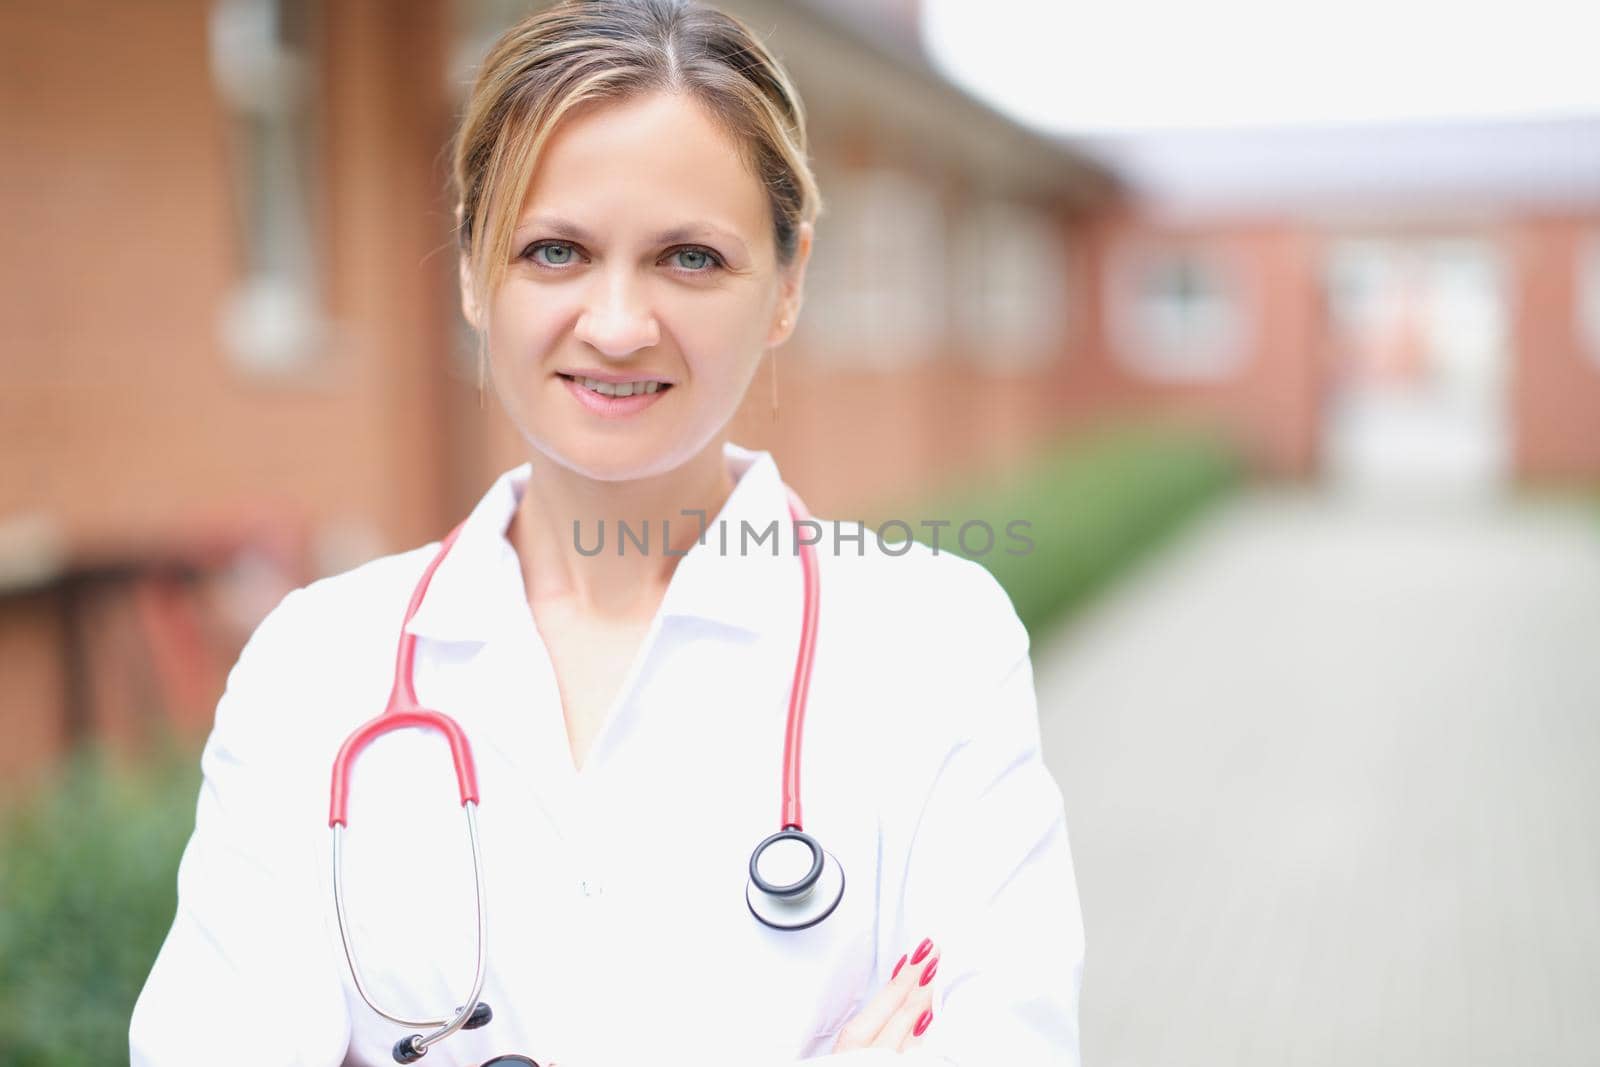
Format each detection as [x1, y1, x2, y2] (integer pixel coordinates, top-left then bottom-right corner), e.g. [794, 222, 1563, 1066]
[328, 487, 844, 1064]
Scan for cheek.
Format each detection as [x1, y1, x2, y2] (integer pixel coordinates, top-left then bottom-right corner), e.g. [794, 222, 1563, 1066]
[682, 332, 766, 401]
[676, 307, 771, 374]
[486, 288, 569, 360]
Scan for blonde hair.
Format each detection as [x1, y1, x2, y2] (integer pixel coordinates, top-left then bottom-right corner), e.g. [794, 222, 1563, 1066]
[451, 0, 821, 340]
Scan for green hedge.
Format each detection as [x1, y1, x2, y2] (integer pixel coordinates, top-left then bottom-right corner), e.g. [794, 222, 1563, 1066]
[0, 745, 201, 1067]
[870, 420, 1243, 638]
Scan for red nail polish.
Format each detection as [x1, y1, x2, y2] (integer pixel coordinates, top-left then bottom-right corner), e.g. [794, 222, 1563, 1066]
[910, 938, 933, 965]
[891, 953, 908, 980]
[914, 1009, 933, 1037]
[920, 956, 939, 987]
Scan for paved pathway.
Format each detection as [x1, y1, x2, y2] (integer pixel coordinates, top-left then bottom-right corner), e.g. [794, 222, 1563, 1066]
[1032, 487, 1600, 1067]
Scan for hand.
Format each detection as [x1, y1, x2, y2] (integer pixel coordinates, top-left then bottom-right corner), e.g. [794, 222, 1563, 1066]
[831, 937, 939, 1055]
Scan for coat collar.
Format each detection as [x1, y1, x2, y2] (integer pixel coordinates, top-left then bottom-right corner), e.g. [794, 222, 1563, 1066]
[403, 441, 803, 643]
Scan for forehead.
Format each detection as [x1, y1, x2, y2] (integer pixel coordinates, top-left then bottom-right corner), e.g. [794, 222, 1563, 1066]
[517, 90, 771, 253]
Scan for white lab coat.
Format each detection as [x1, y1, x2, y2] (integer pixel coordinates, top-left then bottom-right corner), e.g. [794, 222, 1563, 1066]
[130, 442, 1085, 1067]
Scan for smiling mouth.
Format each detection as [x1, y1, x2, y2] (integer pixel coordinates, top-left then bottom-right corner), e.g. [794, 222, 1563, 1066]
[557, 373, 674, 398]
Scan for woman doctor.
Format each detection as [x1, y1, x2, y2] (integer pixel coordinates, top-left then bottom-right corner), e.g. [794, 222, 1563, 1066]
[129, 1, 1084, 1064]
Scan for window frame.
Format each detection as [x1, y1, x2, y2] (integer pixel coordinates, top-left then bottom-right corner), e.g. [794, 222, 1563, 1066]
[1105, 238, 1252, 383]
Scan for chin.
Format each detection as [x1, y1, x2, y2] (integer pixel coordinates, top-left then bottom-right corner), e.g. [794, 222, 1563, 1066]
[531, 434, 692, 483]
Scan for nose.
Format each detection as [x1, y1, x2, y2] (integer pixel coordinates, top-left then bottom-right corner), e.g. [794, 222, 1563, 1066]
[573, 268, 660, 357]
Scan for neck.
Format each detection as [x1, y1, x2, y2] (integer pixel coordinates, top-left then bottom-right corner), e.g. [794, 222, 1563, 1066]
[508, 438, 736, 621]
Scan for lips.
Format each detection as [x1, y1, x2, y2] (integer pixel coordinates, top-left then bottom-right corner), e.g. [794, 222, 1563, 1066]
[560, 371, 672, 396]
[558, 373, 672, 418]
[556, 372, 674, 398]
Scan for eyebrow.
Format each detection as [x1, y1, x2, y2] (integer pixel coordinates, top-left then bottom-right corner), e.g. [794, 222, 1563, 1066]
[516, 214, 749, 257]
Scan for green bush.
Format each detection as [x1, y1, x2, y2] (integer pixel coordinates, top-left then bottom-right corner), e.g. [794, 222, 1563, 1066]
[0, 744, 201, 1067]
[873, 419, 1243, 638]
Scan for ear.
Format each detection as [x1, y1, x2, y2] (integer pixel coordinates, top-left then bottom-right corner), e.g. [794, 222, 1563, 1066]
[458, 253, 483, 331]
[768, 220, 813, 348]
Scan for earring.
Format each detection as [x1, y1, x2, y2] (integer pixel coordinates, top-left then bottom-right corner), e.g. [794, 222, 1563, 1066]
[769, 348, 780, 422]
[478, 348, 487, 410]
[769, 316, 788, 421]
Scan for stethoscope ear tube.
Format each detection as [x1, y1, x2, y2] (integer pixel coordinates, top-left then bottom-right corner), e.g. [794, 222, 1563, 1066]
[327, 519, 502, 1063]
[330, 708, 491, 1063]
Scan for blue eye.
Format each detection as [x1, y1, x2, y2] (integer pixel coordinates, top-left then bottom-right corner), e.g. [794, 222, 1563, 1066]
[670, 247, 722, 273]
[520, 240, 722, 274]
[527, 241, 577, 266]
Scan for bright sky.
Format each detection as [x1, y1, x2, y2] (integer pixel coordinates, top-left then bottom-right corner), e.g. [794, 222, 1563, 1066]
[920, 0, 1600, 134]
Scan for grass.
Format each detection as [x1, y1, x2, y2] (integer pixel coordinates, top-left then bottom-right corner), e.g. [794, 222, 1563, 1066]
[0, 742, 201, 1067]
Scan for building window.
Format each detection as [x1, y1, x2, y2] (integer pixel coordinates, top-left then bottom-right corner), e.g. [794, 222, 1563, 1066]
[1325, 238, 1403, 348]
[953, 198, 1072, 372]
[209, 0, 327, 376]
[1108, 241, 1248, 382]
[798, 168, 945, 367]
[1579, 232, 1600, 368]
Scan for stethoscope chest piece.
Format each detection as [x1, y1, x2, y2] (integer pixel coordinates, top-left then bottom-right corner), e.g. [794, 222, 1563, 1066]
[746, 828, 845, 931]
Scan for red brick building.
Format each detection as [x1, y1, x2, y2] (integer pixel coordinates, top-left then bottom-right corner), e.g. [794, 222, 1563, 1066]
[3, 0, 1597, 787]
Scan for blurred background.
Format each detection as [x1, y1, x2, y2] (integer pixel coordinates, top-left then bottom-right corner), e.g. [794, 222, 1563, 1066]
[2, 0, 1597, 1063]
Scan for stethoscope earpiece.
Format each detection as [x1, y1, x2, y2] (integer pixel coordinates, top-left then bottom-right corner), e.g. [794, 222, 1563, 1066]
[746, 827, 846, 930]
[393, 1003, 495, 1063]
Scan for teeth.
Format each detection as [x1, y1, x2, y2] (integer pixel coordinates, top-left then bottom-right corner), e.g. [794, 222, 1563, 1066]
[579, 377, 664, 397]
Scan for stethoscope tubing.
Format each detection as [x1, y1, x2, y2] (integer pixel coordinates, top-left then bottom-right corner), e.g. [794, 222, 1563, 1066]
[328, 485, 828, 1061]
[779, 487, 820, 833]
[328, 519, 490, 1058]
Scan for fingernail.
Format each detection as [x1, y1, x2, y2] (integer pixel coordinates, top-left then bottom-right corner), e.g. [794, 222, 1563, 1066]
[914, 1009, 933, 1036]
[910, 937, 934, 965]
[920, 956, 939, 987]
[891, 953, 908, 980]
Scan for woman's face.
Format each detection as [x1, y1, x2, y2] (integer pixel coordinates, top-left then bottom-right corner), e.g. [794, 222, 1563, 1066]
[464, 90, 810, 482]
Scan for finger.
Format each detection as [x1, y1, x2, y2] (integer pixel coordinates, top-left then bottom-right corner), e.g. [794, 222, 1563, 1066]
[877, 949, 939, 1052]
[875, 982, 934, 1051]
[832, 938, 937, 1052]
[899, 1009, 934, 1054]
[832, 977, 910, 1052]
